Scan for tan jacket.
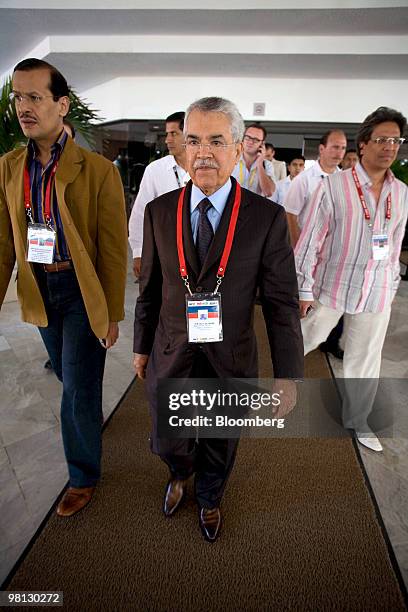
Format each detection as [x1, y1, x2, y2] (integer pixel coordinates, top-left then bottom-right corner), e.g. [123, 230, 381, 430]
[0, 137, 128, 338]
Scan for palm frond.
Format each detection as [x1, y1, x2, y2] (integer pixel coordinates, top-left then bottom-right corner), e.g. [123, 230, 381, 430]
[66, 88, 103, 148]
[0, 76, 103, 154]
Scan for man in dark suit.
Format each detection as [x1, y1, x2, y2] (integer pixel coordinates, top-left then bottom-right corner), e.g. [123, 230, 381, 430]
[133, 97, 303, 542]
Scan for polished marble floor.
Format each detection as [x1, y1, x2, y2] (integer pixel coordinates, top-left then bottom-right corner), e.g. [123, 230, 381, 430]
[0, 259, 407, 590]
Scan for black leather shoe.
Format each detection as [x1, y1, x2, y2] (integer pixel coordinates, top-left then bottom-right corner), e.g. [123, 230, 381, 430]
[163, 479, 187, 517]
[199, 507, 221, 542]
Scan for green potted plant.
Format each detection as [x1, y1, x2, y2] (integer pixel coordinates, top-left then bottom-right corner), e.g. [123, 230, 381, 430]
[0, 75, 101, 155]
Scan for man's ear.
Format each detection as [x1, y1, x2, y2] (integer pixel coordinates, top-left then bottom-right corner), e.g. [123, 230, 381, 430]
[235, 142, 243, 162]
[59, 96, 70, 119]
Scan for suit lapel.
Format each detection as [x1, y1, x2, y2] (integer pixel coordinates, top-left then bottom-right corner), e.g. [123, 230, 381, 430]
[7, 149, 29, 240]
[182, 181, 200, 281]
[54, 138, 83, 207]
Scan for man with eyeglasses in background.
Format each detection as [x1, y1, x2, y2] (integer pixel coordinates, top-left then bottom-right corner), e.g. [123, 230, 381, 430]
[133, 97, 303, 542]
[0, 58, 127, 516]
[232, 123, 275, 197]
[128, 111, 190, 278]
[295, 107, 407, 453]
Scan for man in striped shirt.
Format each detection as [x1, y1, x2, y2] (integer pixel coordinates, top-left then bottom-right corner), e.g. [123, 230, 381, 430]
[295, 107, 407, 452]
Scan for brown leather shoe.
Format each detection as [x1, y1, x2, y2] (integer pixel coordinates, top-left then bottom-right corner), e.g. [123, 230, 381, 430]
[163, 479, 187, 517]
[56, 486, 95, 517]
[199, 507, 221, 542]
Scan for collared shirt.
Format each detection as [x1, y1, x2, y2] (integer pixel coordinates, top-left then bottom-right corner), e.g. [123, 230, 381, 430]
[27, 130, 69, 261]
[295, 162, 408, 314]
[271, 175, 292, 207]
[231, 155, 275, 196]
[284, 161, 341, 228]
[128, 154, 190, 258]
[190, 179, 231, 242]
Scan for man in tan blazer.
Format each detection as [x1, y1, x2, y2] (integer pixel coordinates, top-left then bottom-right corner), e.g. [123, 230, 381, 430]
[0, 58, 128, 516]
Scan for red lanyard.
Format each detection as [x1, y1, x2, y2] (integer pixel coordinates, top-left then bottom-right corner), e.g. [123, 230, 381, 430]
[176, 182, 242, 293]
[24, 161, 58, 225]
[352, 167, 391, 223]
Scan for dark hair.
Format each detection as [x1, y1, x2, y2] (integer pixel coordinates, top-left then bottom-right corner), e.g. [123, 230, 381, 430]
[166, 111, 185, 131]
[63, 118, 76, 139]
[13, 58, 69, 99]
[245, 123, 267, 141]
[344, 148, 357, 155]
[288, 154, 305, 165]
[319, 129, 346, 146]
[356, 106, 407, 157]
[265, 142, 274, 151]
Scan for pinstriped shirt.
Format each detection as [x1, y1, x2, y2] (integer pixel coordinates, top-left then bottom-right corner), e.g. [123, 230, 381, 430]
[27, 130, 69, 261]
[295, 162, 408, 314]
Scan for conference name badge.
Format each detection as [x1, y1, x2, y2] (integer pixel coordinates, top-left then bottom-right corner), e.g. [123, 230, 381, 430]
[26, 223, 56, 264]
[186, 293, 223, 343]
[372, 233, 389, 261]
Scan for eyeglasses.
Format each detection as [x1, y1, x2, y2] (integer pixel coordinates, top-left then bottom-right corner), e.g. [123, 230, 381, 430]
[243, 135, 263, 145]
[184, 140, 237, 153]
[9, 92, 57, 106]
[371, 137, 405, 146]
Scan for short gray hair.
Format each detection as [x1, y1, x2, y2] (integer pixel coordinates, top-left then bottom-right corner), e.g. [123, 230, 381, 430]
[184, 97, 245, 143]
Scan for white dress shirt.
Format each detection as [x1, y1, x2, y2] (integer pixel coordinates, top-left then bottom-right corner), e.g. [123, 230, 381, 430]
[283, 161, 340, 229]
[271, 175, 292, 207]
[231, 155, 275, 196]
[128, 154, 190, 258]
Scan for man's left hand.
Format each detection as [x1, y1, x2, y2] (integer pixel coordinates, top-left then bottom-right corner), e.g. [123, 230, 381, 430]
[103, 322, 119, 349]
[256, 142, 266, 166]
[272, 379, 298, 418]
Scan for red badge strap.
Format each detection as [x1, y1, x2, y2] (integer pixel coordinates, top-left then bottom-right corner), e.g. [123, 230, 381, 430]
[24, 162, 58, 224]
[352, 167, 391, 222]
[177, 182, 242, 282]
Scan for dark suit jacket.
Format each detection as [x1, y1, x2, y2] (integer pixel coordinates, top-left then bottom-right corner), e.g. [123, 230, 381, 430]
[134, 177, 303, 394]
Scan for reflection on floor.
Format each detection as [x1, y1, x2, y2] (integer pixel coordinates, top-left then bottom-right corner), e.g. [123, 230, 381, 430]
[0, 261, 407, 589]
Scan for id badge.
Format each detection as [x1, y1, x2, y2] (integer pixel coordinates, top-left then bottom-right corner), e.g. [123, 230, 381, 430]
[186, 292, 223, 343]
[372, 233, 389, 261]
[26, 223, 56, 264]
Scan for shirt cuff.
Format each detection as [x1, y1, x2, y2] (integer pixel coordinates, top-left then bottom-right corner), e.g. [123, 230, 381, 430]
[299, 290, 314, 301]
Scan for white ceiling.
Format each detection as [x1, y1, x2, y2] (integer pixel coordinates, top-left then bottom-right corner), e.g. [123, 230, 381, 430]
[1, 4, 408, 92]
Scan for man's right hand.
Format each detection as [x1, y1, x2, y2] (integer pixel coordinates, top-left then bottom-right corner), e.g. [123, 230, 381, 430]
[299, 300, 314, 319]
[133, 353, 149, 379]
[133, 257, 141, 278]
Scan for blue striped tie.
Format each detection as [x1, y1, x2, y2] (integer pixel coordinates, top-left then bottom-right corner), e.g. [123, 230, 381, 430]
[196, 198, 214, 268]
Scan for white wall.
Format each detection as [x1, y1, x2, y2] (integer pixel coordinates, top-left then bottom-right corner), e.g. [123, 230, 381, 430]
[81, 76, 408, 124]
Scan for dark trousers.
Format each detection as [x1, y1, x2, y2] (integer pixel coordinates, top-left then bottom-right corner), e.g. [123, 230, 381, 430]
[158, 352, 239, 509]
[35, 267, 106, 487]
[326, 316, 344, 348]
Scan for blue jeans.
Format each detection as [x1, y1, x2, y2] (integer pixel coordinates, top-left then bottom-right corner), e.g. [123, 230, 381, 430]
[35, 267, 106, 487]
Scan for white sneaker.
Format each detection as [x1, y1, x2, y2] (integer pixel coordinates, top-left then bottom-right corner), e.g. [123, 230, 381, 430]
[355, 426, 383, 452]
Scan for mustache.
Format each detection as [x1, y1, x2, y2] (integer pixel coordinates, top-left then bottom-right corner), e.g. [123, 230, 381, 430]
[193, 159, 219, 170]
[19, 112, 36, 120]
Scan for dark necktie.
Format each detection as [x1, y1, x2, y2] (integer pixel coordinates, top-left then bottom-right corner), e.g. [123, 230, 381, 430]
[196, 198, 214, 268]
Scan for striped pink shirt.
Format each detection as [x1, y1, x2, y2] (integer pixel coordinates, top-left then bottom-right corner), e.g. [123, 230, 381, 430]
[295, 162, 408, 314]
